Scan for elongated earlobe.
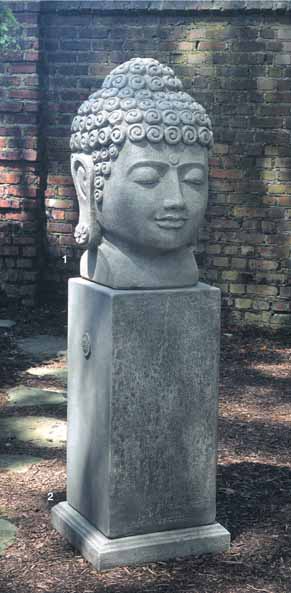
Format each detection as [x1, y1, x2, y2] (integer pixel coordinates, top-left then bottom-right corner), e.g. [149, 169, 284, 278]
[71, 153, 100, 249]
[74, 223, 90, 245]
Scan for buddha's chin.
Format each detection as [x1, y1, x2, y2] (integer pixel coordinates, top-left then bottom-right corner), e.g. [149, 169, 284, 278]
[101, 219, 197, 256]
[144, 229, 193, 253]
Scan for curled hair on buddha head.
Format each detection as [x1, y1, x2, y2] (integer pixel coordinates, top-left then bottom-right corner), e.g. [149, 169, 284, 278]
[70, 57, 213, 242]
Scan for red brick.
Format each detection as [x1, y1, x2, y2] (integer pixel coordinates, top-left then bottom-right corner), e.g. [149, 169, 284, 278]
[58, 187, 76, 198]
[0, 198, 21, 209]
[24, 75, 39, 87]
[25, 187, 38, 197]
[9, 89, 39, 100]
[277, 196, 291, 206]
[51, 210, 65, 220]
[3, 187, 22, 197]
[13, 236, 35, 245]
[0, 127, 20, 136]
[0, 103, 23, 113]
[23, 150, 38, 161]
[44, 188, 56, 198]
[22, 100, 39, 112]
[9, 64, 37, 74]
[45, 199, 72, 209]
[0, 138, 8, 149]
[65, 211, 78, 222]
[0, 150, 21, 160]
[58, 235, 76, 246]
[48, 175, 73, 186]
[272, 302, 291, 312]
[0, 173, 21, 184]
[1, 50, 23, 62]
[47, 223, 73, 233]
[2, 211, 34, 221]
[188, 29, 207, 40]
[198, 41, 226, 50]
[23, 51, 39, 62]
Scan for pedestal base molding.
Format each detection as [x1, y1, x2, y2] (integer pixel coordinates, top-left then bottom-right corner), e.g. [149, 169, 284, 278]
[52, 502, 230, 571]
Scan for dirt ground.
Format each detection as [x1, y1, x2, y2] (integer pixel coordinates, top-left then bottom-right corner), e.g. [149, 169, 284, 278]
[0, 303, 291, 593]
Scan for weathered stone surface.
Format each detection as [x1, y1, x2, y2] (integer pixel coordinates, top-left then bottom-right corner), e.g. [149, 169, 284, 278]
[0, 417, 66, 448]
[66, 278, 221, 539]
[71, 57, 212, 289]
[0, 518, 17, 555]
[0, 454, 43, 473]
[52, 55, 230, 569]
[17, 335, 67, 359]
[7, 386, 66, 407]
[29, 1, 291, 13]
[52, 502, 230, 571]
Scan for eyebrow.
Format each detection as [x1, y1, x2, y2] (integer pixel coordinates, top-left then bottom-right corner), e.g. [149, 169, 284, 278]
[178, 162, 206, 172]
[128, 161, 167, 175]
[128, 161, 206, 174]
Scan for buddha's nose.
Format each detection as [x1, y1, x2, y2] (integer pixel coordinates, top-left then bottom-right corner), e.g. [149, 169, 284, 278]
[163, 172, 186, 209]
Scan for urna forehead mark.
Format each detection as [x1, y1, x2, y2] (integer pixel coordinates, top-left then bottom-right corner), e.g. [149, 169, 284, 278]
[169, 154, 180, 166]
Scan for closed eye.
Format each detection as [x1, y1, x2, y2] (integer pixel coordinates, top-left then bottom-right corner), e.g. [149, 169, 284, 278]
[135, 178, 160, 187]
[182, 172, 205, 185]
[131, 167, 161, 187]
[180, 165, 205, 186]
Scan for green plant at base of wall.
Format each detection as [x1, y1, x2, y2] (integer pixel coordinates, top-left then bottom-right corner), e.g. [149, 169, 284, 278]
[0, 3, 21, 50]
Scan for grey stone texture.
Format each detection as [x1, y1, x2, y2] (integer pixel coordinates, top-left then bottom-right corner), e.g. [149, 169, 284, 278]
[42, 1, 291, 13]
[52, 57, 230, 568]
[71, 57, 213, 290]
[17, 335, 67, 359]
[7, 386, 66, 407]
[0, 417, 67, 448]
[0, 454, 43, 473]
[0, 518, 16, 555]
[52, 502, 230, 571]
[64, 278, 222, 540]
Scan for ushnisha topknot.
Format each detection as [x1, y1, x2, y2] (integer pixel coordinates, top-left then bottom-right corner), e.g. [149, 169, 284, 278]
[70, 57, 213, 211]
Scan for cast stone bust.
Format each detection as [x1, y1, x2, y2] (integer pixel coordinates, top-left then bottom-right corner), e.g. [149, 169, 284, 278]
[70, 57, 213, 289]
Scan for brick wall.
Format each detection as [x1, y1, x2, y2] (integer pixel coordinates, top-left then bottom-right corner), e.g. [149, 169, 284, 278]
[0, 1, 43, 306]
[1, 1, 291, 327]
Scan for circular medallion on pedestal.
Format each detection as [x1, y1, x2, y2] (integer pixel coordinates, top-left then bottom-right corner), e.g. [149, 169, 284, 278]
[82, 332, 91, 359]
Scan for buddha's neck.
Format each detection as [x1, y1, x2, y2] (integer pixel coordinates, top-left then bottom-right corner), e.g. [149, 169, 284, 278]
[80, 239, 199, 289]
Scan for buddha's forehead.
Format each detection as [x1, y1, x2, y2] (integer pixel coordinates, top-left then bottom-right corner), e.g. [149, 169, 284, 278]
[113, 140, 208, 172]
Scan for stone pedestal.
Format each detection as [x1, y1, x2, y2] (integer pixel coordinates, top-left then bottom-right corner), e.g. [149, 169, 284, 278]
[52, 278, 230, 568]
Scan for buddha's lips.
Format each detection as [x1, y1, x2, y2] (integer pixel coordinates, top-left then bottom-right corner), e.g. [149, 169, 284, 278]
[155, 215, 188, 221]
[155, 215, 188, 229]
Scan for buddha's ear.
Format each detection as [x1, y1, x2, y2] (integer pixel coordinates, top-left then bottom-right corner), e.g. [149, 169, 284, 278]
[71, 154, 99, 247]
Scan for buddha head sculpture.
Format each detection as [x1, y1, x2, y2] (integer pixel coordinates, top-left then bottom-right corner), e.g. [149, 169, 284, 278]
[70, 57, 213, 289]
